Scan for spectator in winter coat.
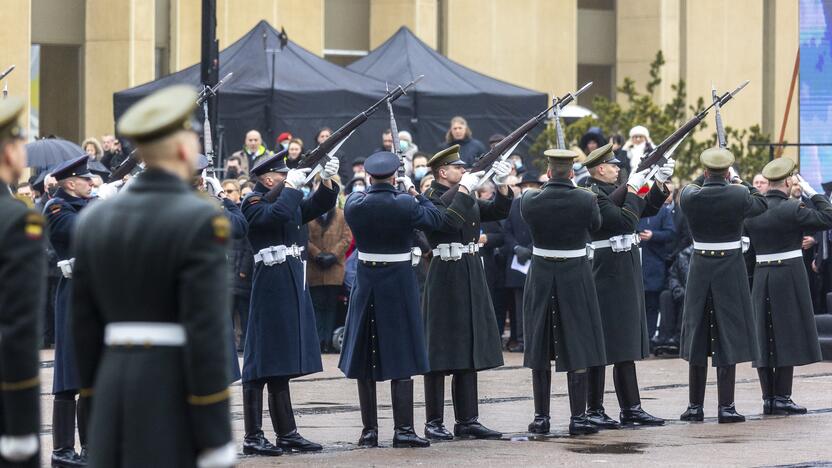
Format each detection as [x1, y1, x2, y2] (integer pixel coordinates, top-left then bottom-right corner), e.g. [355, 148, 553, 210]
[637, 187, 676, 344]
[441, 116, 487, 165]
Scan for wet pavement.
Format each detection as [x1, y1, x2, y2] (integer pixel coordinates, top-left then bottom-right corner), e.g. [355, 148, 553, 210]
[36, 350, 832, 466]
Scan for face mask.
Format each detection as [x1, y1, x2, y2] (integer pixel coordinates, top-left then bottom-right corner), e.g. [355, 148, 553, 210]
[301, 186, 311, 198]
[226, 168, 239, 179]
[353, 185, 366, 192]
[399, 141, 410, 151]
[414, 167, 428, 179]
[514, 160, 523, 170]
[47, 186, 58, 197]
[90, 188, 99, 198]
[281, 142, 289, 150]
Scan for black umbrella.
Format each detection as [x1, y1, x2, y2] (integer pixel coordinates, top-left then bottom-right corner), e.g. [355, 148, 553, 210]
[87, 160, 111, 178]
[25, 139, 85, 170]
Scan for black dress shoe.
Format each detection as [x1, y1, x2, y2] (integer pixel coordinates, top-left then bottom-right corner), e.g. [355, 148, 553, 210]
[51, 448, 85, 467]
[620, 406, 665, 426]
[717, 405, 746, 423]
[425, 420, 454, 440]
[393, 429, 431, 448]
[586, 409, 620, 429]
[528, 416, 550, 434]
[680, 405, 704, 421]
[454, 421, 502, 439]
[358, 428, 378, 447]
[569, 416, 599, 436]
[278, 431, 323, 452]
[762, 398, 774, 415]
[772, 396, 807, 415]
[243, 433, 284, 456]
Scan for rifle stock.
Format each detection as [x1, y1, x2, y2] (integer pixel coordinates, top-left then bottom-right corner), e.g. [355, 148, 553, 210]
[107, 149, 139, 183]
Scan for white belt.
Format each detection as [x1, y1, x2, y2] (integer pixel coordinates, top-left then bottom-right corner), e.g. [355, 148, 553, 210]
[591, 233, 640, 253]
[57, 258, 75, 279]
[104, 322, 186, 347]
[432, 242, 479, 261]
[254, 244, 304, 266]
[532, 247, 587, 259]
[756, 249, 803, 263]
[358, 247, 423, 267]
[692, 240, 742, 251]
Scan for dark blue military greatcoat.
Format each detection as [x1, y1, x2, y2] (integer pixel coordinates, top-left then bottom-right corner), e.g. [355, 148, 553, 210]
[339, 183, 443, 381]
[241, 182, 338, 381]
[44, 188, 90, 394]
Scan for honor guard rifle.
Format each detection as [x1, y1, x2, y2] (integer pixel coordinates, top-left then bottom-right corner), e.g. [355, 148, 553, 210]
[385, 77, 423, 191]
[297, 75, 423, 184]
[440, 82, 593, 204]
[607, 80, 750, 206]
[0, 65, 14, 99]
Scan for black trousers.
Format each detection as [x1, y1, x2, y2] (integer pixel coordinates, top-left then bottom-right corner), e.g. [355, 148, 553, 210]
[42, 274, 59, 347]
[656, 290, 681, 344]
[511, 288, 524, 343]
[232, 293, 250, 351]
[645, 291, 661, 340]
[310, 285, 340, 350]
[492, 287, 509, 339]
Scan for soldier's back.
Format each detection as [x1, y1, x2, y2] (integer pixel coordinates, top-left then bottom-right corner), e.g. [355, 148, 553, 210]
[521, 180, 599, 250]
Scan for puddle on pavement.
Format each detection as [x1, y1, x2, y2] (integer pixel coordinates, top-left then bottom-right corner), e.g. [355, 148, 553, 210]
[565, 441, 648, 455]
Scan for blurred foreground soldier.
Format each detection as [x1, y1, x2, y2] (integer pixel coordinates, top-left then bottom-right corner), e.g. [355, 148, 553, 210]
[679, 148, 767, 423]
[44, 154, 96, 467]
[521, 148, 608, 436]
[71, 85, 235, 467]
[339, 151, 442, 448]
[240, 151, 340, 455]
[0, 97, 43, 467]
[420, 146, 512, 440]
[582, 143, 669, 429]
[745, 159, 830, 415]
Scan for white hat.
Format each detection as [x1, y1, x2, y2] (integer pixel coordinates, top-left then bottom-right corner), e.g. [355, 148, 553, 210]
[629, 125, 650, 138]
[398, 130, 413, 142]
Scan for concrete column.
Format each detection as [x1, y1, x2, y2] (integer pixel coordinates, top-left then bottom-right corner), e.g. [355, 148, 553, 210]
[84, 0, 155, 139]
[681, 0, 764, 138]
[445, 0, 577, 98]
[615, 0, 680, 104]
[0, 0, 32, 135]
[170, 0, 201, 72]
[370, 0, 438, 49]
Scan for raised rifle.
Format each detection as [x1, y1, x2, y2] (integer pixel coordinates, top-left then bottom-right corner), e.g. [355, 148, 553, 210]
[298, 75, 423, 184]
[386, 82, 407, 190]
[607, 80, 749, 206]
[439, 82, 593, 204]
[198, 72, 233, 180]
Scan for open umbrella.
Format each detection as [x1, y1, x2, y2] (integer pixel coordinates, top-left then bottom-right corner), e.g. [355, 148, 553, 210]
[25, 138, 85, 170]
[87, 159, 111, 178]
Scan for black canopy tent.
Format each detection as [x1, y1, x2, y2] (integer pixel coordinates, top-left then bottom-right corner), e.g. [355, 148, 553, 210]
[348, 26, 548, 154]
[113, 20, 411, 170]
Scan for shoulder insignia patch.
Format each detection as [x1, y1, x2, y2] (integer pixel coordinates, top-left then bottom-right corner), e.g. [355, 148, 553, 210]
[49, 204, 61, 214]
[24, 213, 44, 239]
[247, 196, 261, 205]
[211, 215, 230, 243]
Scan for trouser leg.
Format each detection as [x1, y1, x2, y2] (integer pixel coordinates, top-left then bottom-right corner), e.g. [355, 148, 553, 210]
[242, 380, 282, 456]
[527, 369, 551, 434]
[52, 391, 83, 466]
[613, 361, 664, 425]
[680, 364, 707, 421]
[451, 371, 501, 439]
[773, 366, 807, 414]
[268, 377, 322, 451]
[391, 378, 429, 448]
[566, 370, 597, 435]
[717, 365, 745, 423]
[757, 367, 775, 414]
[423, 372, 452, 440]
[356, 379, 378, 447]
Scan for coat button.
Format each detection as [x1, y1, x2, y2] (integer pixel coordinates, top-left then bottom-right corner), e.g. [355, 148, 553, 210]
[720, 252, 725, 256]
[710, 251, 715, 255]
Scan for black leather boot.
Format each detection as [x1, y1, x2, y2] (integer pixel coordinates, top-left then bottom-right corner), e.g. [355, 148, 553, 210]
[567, 371, 598, 436]
[585, 366, 619, 429]
[451, 371, 501, 439]
[52, 397, 84, 467]
[528, 369, 551, 434]
[269, 380, 322, 452]
[773, 366, 806, 414]
[423, 372, 452, 440]
[357, 379, 378, 447]
[757, 367, 775, 415]
[391, 379, 430, 448]
[717, 365, 745, 423]
[680, 364, 707, 421]
[242, 385, 283, 456]
[77, 396, 90, 464]
[614, 361, 664, 426]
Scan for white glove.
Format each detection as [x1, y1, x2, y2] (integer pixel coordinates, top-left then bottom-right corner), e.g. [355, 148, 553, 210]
[655, 157, 675, 184]
[492, 160, 513, 186]
[285, 168, 312, 190]
[0, 434, 38, 462]
[728, 167, 742, 184]
[196, 442, 236, 468]
[321, 158, 340, 181]
[204, 176, 223, 196]
[395, 175, 415, 192]
[96, 181, 123, 200]
[459, 171, 485, 193]
[627, 168, 650, 191]
[796, 174, 818, 197]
